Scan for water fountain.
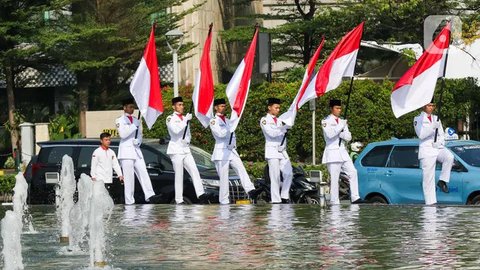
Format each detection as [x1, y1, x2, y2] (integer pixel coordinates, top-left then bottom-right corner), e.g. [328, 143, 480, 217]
[68, 174, 93, 252]
[12, 173, 35, 232]
[1, 211, 23, 270]
[57, 155, 76, 244]
[89, 180, 114, 268]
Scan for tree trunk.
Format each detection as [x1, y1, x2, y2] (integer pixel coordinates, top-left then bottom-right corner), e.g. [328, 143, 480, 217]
[5, 65, 19, 155]
[77, 71, 91, 137]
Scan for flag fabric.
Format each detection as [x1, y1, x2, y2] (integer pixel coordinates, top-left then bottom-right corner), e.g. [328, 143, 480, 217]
[226, 27, 259, 131]
[304, 22, 364, 98]
[192, 24, 214, 128]
[391, 23, 451, 118]
[279, 38, 325, 126]
[130, 25, 163, 129]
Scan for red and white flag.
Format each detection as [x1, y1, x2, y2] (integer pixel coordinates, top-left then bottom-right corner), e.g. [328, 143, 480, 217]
[302, 22, 364, 99]
[226, 27, 259, 131]
[130, 25, 163, 129]
[279, 38, 325, 126]
[391, 23, 451, 118]
[192, 24, 214, 128]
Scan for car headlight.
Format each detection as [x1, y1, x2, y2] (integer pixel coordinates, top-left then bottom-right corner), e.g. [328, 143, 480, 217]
[202, 179, 220, 187]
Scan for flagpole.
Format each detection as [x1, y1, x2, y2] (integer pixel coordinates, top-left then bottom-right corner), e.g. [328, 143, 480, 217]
[434, 21, 452, 143]
[135, 111, 141, 139]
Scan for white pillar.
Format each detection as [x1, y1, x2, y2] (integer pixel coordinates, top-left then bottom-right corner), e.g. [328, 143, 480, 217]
[19, 122, 35, 167]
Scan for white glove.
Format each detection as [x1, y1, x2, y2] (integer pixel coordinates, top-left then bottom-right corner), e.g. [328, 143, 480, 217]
[433, 120, 441, 129]
[277, 144, 286, 152]
[181, 139, 190, 146]
[133, 139, 140, 146]
[227, 144, 235, 150]
[185, 113, 193, 121]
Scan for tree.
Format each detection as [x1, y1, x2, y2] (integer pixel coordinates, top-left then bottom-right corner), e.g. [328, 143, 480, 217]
[222, 0, 462, 69]
[0, 0, 52, 156]
[39, 0, 199, 136]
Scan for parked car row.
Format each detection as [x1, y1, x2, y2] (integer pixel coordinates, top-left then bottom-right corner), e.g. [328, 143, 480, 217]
[25, 139, 321, 205]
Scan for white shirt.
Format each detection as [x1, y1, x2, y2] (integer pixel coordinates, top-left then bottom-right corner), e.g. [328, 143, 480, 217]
[321, 114, 351, 164]
[90, 146, 123, 184]
[210, 113, 238, 161]
[414, 111, 445, 159]
[166, 113, 191, 155]
[260, 113, 288, 159]
[116, 113, 144, 160]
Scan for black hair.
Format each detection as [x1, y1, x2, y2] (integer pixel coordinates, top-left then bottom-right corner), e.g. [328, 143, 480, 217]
[100, 132, 111, 140]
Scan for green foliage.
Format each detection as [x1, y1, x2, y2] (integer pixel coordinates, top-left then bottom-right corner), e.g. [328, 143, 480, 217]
[144, 78, 479, 163]
[0, 174, 15, 194]
[49, 112, 82, 141]
[3, 157, 15, 169]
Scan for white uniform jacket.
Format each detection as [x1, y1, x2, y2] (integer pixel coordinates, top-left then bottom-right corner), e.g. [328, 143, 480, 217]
[414, 112, 445, 159]
[90, 146, 123, 184]
[210, 114, 238, 161]
[116, 114, 143, 160]
[166, 113, 191, 155]
[260, 114, 288, 159]
[321, 114, 351, 164]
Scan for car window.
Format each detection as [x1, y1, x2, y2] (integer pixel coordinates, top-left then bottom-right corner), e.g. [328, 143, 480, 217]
[190, 147, 216, 171]
[142, 148, 160, 166]
[450, 144, 480, 167]
[361, 145, 393, 167]
[388, 146, 419, 169]
[77, 147, 98, 169]
[39, 146, 74, 164]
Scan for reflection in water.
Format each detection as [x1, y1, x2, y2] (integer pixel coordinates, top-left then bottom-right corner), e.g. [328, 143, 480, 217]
[3, 205, 480, 269]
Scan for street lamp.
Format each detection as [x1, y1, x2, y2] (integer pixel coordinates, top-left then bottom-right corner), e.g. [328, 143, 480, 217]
[165, 29, 184, 97]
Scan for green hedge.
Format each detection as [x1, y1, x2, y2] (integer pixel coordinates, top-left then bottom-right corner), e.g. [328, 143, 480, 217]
[144, 78, 480, 163]
[0, 174, 16, 194]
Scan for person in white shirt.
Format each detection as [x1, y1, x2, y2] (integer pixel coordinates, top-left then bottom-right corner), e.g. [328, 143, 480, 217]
[260, 98, 292, 204]
[90, 132, 124, 189]
[115, 98, 156, 205]
[209, 98, 261, 204]
[321, 99, 364, 205]
[166, 96, 209, 204]
[414, 101, 454, 205]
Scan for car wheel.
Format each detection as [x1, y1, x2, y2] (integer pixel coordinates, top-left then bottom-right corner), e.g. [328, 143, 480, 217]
[367, 194, 388, 204]
[297, 194, 320, 204]
[469, 194, 480, 205]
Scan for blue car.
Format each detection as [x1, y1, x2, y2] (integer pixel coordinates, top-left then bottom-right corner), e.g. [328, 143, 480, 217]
[356, 138, 480, 205]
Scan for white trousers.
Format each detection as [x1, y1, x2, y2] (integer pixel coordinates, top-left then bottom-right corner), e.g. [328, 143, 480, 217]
[215, 155, 255, 204]
[267, 158, 293, 203]
[120, 159, 155, 205]
[327, 160, 360, 205]
[170, 153, 205, 204]
[420, 148, 454, 205]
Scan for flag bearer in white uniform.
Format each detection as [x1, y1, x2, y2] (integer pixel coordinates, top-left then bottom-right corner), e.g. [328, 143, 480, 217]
[321, 99, 363, 205]
[209, 98, 261, 204]
[166, 96, 209, 204]
[116, 98, 156, 205]
[414, 101, 453, 205]
[260, 98, 293, 204]
[90, 132, 124, 189]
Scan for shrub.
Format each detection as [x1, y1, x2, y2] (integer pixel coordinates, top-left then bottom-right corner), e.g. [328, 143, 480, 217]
[0, 174, 16, 194]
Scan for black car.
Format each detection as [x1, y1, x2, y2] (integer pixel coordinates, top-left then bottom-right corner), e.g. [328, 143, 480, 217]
[26, 139, 248, 204]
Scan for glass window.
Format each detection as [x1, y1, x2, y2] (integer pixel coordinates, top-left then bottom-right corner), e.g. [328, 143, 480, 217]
[142, 148, 159, 166]
[190, 146, 216, 171]
[77, 147, 97, 169]
[361, 145, 392, 167]
[450, 144, 480, 167]
[40, 146, 74, 164]
[388, 146, 420, 168]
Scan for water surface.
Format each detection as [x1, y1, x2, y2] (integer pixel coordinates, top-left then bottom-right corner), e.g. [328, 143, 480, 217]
[1, 204, 480, 269]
